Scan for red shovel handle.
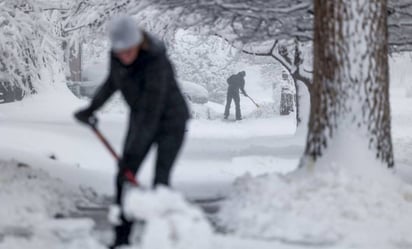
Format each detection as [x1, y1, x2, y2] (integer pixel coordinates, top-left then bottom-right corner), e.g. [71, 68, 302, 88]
[89, 123, 138, 186]
[90, 125, 120, 161]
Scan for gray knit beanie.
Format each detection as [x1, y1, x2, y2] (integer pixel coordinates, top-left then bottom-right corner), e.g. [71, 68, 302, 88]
[109, 15, 143, 52]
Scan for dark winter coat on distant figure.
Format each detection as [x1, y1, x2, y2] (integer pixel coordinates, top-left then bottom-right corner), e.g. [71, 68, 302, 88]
[224, 71, 247, 120]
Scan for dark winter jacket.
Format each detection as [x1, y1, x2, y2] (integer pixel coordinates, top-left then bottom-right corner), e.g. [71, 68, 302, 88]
[87, 34, 189, 152]
[227, 73, 246, 95]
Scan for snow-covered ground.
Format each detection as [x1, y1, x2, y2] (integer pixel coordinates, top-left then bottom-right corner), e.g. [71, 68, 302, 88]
[0, 86, 301, 248]
[0, 90, 299, 198]
[1, 55, 412, 248]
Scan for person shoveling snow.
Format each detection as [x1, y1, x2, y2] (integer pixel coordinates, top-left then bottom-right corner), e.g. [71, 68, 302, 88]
[74, 15, 190, 248]
[224, 71, 258, 121]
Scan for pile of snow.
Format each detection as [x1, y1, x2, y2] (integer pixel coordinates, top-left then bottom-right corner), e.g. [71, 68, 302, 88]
[189, 101, 224, 120]
[0, 219, 104, 249]
[0, 160, 104, 249]
[124, 187, 213, 249]
[219, 132, 412, 248]
[0, 161, 80, 226]
[245, 102, 277, 119]
[179, 81, 209, 104]
[0, 86, 84, 123]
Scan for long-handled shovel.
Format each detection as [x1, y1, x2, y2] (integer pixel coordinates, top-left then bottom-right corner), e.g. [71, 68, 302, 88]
[84, 117, 139, 248]
[246, 95, 260, 108]
[87, 117, 138, 186]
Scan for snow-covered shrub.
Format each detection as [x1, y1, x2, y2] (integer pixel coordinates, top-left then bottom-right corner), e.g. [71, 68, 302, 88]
[189, 102, 224, 120]
[124, 187, 213, 249]
[179, 81, 209, 104]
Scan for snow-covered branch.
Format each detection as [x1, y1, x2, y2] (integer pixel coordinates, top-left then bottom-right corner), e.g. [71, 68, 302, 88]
[148, 0, 412, 52]
[0, 0, 65, 93]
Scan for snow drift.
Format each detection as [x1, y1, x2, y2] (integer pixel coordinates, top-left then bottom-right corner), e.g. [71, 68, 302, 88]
[0, 160, 104, 249]
[219, 132, 412, 248]
[179, 81, 209, 104]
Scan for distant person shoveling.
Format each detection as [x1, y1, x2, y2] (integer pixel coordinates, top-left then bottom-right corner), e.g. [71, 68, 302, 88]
[224, 71, 259, 120]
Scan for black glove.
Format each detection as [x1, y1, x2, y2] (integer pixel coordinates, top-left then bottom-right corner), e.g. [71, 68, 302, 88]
[74, 108, 97, 126]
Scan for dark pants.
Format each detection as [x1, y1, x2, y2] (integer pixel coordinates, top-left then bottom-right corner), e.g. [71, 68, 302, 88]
[112, 122, 186, 247]
[224, 90, 241, 120]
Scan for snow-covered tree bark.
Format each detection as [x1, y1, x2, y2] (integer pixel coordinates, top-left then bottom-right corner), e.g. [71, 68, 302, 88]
[304, 0, 394, 167]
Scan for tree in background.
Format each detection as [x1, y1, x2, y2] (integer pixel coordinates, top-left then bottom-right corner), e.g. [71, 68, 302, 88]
[238, 40, 312, 127]
[0, 0, 154, 95]
[3, 0, 412, 98]
[146, 0, 412, 130]
[169, 31, 280, 104]
[168, 31, 238, 103]
[0, 1, 64, 95]
[148, 0, 412, 51]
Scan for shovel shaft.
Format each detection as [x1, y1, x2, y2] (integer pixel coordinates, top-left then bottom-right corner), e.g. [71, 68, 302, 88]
[89, 124, 138, 186]
[91, 125, 120, 161]
[247, 96, 260, 108]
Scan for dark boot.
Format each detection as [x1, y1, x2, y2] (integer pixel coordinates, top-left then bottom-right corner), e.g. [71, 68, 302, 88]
[110, 221, 133, 248]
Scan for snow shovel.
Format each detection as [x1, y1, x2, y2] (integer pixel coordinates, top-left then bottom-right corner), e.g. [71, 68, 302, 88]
[246, 95, 260, 108]
[87, 116, 138, 186]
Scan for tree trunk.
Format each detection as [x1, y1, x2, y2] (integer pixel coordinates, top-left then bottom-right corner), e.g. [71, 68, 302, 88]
[294, 79, 301, 125]
[304, 0, 394, 167]
[68, 43, 82, 82]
